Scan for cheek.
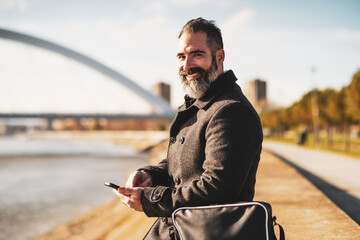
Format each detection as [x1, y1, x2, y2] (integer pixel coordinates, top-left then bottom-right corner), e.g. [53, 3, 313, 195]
[200, 60, 212, 71]
[177, 62, 184, 72]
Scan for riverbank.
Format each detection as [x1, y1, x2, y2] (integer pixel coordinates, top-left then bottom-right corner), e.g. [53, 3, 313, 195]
[31, 132, 359, 240]
[26, 130, 168, 152]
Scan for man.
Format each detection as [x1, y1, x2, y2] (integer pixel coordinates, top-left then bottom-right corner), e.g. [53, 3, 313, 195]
[113, 18, 263, 239]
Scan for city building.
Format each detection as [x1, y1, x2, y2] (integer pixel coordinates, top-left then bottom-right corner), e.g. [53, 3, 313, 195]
[245, 79, 267, 113]
[151, 82, 171, 103]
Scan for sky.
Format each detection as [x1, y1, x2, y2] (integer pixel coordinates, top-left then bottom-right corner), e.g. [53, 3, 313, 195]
[0, 0, 359, 114]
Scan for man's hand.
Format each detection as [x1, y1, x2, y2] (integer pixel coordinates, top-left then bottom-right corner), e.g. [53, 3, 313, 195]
[112, 171, 152, 212]
[126, 170, 152, 187]
[113, 187, 144, 211]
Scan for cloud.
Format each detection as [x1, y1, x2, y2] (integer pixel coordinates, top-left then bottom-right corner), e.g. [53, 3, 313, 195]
[132, 15, 168, 32]
[0, 38, 153, 113]
[221, 8, 256, 35]
[142, 0, 167, 13]
[329, 29, 360, 42]
[0, 0, 28, 11]
[170, 0, 205, 5]
[169, 0, 234, 6]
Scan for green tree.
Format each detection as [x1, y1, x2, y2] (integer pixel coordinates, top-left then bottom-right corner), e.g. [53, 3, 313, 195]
[288, 91, 314, 125]
[345, 70, 360, 123]
[318, 89, 339, 126]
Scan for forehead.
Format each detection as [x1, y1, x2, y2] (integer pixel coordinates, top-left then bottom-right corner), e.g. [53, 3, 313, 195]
[177, 31, 210, 54]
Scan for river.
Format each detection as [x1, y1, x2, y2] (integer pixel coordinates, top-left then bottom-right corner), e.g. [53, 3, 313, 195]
[0, 135, 149, 240]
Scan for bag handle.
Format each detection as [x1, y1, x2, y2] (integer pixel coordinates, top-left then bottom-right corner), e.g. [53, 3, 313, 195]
[273, 216, 285, 240]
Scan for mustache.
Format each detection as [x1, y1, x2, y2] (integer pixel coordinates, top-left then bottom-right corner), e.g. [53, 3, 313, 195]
[179, 67, 205, 77]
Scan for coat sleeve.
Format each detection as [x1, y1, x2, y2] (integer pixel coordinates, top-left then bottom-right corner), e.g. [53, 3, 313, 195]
[140, 102, 263, 217]
[138, 159, 171, 187]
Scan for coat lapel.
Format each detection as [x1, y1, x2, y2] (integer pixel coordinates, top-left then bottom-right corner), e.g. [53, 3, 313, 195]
[194, 70, 237, 110]
[170, 70, 237, 137]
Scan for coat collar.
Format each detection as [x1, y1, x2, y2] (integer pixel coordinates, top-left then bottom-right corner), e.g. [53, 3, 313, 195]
[179, 70, 237, 111]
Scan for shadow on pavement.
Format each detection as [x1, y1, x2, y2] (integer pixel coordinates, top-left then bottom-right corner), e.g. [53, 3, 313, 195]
[267, 150, 360, 225]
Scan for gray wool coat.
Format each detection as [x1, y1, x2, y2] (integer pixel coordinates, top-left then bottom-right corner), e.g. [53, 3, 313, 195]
[140, 70, 263, 240]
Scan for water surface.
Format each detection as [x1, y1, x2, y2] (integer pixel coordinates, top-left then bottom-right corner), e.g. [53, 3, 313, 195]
[0, 136, 148, 240]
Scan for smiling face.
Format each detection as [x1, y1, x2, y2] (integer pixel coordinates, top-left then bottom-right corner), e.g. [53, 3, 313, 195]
[177, 31, 224, 99]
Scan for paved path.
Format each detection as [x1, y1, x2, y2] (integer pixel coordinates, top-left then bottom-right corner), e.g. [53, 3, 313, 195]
[263, 141, 360, 224]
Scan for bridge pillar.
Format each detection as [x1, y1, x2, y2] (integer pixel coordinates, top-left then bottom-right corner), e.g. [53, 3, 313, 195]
[47, 118, 53, 130]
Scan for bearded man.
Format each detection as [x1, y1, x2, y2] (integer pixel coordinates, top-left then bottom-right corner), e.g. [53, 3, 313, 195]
[113, 17, 263, 240]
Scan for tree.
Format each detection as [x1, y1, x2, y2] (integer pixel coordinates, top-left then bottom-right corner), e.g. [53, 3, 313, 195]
[318, 89, 340, 125]
[345, 70, 360, 123]
[260, 69, 360, 149]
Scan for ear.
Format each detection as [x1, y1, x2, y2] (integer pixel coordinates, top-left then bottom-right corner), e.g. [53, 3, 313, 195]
[216, 49, 225, 72]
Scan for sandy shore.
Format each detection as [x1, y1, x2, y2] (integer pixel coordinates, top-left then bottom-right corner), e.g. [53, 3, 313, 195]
[31, 131, 360, 240]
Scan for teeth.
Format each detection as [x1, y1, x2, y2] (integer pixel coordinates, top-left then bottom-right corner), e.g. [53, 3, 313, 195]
[187, 73, 199, 78]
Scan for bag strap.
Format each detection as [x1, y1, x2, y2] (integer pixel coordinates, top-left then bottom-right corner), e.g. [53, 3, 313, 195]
[273, 216, 285, 240]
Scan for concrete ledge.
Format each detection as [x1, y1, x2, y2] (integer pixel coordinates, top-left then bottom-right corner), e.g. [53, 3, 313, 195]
[255, 150, 360, 240]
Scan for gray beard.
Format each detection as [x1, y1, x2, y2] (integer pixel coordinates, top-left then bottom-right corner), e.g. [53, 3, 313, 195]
[181, 61, 219, 99]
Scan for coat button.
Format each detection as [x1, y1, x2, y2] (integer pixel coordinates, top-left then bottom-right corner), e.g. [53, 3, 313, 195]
[152, 193, 160, 201]
[179, 137, 185, 144]
[170, 137, 176, 144]
[175, 177, 181, 185]
[162, 217, 168, 224]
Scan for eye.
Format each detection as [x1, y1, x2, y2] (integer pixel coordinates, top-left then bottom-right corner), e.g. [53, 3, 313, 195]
[178, 55, 186, 61]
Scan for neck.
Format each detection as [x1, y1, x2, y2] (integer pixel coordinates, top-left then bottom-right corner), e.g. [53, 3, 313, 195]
[217, 64, 224, 76]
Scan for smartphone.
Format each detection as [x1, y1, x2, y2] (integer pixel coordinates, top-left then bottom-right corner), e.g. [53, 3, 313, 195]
[104, 181, 120, 190]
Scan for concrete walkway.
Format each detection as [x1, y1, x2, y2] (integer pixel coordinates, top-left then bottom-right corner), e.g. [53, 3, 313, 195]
[263, 141, 360, 225]
[254, 151, 359, 239]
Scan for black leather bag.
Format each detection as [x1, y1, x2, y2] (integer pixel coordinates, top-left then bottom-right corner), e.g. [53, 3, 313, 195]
[172, 201, 285, 240]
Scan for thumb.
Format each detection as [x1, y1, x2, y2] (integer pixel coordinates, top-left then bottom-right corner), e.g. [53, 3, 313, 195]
[118, 187, 133, 196]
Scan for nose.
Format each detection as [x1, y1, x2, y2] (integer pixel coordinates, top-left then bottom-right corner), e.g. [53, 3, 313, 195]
[182, 57, 194, 71]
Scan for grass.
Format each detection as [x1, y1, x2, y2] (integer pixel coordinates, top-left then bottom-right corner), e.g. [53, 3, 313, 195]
[264, 133, 360, 159]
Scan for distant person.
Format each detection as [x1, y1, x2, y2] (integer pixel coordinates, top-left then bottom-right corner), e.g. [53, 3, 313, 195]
[113, 17, 263, 239]
[297, 127, 308, 145]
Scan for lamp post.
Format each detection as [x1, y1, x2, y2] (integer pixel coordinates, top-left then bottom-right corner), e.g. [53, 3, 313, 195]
[311, 67, 320, 146]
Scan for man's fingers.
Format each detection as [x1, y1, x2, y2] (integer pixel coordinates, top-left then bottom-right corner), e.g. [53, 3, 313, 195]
[112, 189, 125, 199]
[113, 187, 144, 212]
[138, 178, 152, 187]
[125, 171, 152, 188]
[131, 178, 139, 187]
[112, 189, 131, 204]
[118, 187, 135, 195]
[125, 178, 133, 188]
[125, 171, 142, 187]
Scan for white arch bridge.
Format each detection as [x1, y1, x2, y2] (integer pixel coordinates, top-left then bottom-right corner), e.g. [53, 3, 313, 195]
[0, 28, 175, 121]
